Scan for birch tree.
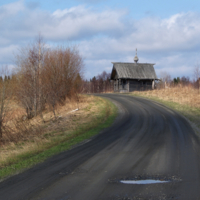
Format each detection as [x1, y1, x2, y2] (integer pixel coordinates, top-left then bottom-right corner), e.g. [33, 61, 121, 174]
[16, 35, 46, 119]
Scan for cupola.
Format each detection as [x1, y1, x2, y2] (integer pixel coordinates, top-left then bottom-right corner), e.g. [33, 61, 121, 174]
[134, 48, 139, 63]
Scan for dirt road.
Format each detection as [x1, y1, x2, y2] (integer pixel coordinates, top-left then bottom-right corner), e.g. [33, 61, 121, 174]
[0, 94, 200, 199]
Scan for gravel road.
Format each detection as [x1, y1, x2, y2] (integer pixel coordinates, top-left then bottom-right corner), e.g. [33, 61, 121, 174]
[0, 94, 200, 200]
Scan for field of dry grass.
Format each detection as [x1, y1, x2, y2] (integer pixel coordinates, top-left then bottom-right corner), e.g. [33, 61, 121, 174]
[0, 95, 117, 175]
[132, 86, 200, 109]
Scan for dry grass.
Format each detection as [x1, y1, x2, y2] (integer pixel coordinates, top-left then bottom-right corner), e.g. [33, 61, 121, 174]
[132, 86, 200, 109]
[0, 95, 107, 167]
[4, 100, 26, 122]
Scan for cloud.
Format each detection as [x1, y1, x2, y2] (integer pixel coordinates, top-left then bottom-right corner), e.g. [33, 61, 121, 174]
[1, 1, 200, 51]
[0, 0, 24, 21]
[78, 12, 200, 57]
[0, 1, 200, 79]
[0, 3, 127, 45]
[49, 6, 127, 40]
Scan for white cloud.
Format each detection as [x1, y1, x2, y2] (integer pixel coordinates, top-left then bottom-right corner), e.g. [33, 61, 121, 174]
[49, 6, 126, 40]
[0, 1, 200, 79]
[0, 2, 126, 44]
[78, 12, 200, 58]
[0, 0, 24, 20]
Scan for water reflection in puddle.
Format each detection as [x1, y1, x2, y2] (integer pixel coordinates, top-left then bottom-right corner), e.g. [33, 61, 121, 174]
[120, 180, 169, 184]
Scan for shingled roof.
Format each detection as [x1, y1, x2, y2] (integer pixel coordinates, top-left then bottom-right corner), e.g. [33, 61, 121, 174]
[110, 62, 158, 80]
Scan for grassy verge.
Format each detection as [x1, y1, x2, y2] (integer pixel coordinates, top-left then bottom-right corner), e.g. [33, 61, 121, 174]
[0, 96, 117, 180]
[130, 92, 200, 132]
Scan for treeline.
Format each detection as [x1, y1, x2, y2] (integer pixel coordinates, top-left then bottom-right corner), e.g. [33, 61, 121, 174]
[157, 75, 192, 88]
[158, 69, 200, 90]
[83, 71, 113, 93]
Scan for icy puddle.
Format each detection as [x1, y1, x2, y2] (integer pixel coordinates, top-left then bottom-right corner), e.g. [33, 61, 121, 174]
[120, 180, 170, 184]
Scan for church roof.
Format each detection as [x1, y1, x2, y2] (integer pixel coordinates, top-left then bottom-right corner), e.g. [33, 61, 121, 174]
[110, 62, 158, 80]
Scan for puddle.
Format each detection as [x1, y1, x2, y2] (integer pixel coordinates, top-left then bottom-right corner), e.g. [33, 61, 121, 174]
[108, 175, 181, 185]
[120, 179, 170, 184]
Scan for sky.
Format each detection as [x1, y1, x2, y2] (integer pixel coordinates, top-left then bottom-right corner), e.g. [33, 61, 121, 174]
[1, 0, 200, 80]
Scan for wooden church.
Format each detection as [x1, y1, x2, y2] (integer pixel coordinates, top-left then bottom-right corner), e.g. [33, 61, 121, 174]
[110, 49, 158, 92]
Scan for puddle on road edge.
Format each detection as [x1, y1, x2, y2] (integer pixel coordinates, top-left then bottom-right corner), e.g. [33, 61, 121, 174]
[120, 179, 170, 184]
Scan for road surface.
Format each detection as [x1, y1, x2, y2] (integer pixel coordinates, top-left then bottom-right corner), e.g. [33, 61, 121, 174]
[0, 94, 200, 200]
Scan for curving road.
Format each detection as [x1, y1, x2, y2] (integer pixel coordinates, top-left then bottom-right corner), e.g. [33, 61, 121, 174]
[0, 94, 200, 199]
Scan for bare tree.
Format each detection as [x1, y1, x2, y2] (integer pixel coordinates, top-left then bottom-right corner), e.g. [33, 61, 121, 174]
[43, 49, 64, 117]
[88, 71, 113, 93]
[159, 71, 171, 83]
[42, 46, 84, 118]
[15, 35, 46, 119]
[159, 71, 171, 88]
[181, 76, 190, 86]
